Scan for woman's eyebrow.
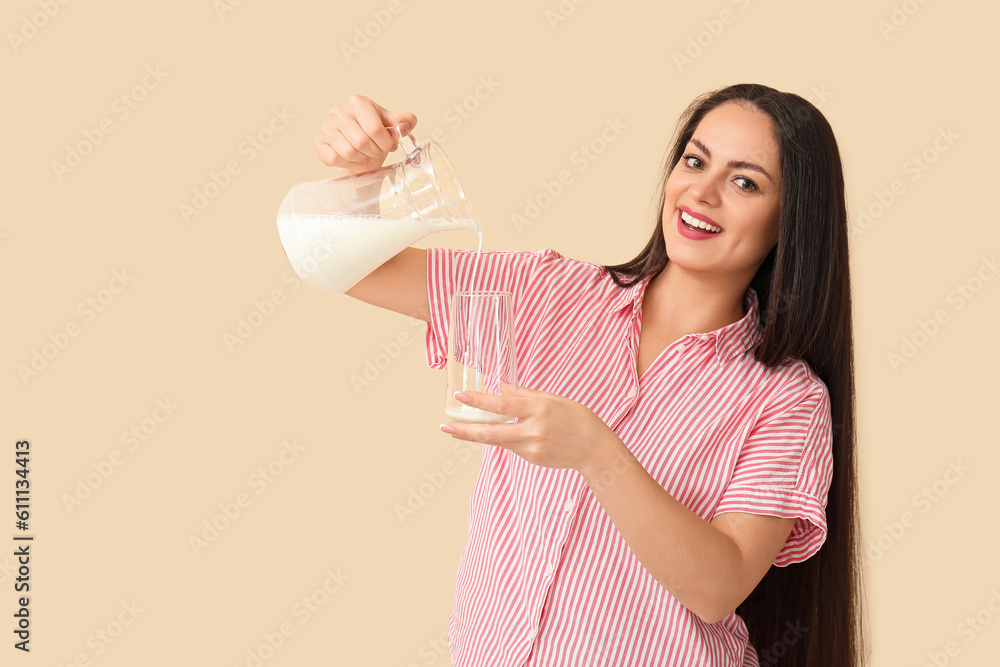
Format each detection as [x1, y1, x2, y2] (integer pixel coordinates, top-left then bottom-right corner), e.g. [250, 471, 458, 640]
[689, 138, 775, 184]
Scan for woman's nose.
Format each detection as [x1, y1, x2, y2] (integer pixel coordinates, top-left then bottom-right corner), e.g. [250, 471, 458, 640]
[688, 171, 723, 205]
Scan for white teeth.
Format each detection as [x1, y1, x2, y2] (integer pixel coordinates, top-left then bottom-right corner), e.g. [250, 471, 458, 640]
[681, 211, 721, 233]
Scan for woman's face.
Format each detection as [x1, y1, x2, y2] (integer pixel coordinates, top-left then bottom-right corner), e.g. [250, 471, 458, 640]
[662, 101, 782, 281]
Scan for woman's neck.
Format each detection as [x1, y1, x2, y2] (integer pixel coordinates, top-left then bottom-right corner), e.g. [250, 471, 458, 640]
[640, 262, 749, 340]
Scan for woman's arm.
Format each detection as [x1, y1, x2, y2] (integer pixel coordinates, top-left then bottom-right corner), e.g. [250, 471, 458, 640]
[579, 435, 795, 624]
[442, 385, 796, 625]
[345, 247, 430, 322]
[311, 96, 429, 321]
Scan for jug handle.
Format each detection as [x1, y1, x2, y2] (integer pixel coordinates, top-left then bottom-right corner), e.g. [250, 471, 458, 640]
[386, 124, 418, 155]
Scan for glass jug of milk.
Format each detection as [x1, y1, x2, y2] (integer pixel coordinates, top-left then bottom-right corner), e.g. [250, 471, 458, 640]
[276, 126, 481, 293]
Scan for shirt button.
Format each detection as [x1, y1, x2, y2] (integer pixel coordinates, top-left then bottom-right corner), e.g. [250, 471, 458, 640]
[627, 387, 636, 398]
[699, 335, 711, 343]
[676, 343, 687, 353]
[528, 628, 537, 641]
[564, 498, 574, 512]
[544, 564, 554, 577]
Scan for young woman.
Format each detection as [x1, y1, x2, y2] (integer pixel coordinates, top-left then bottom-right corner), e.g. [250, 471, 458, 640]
[314, 84, 864, 666]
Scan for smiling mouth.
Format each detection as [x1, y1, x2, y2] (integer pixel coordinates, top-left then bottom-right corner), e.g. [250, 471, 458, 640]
[679, 210, 722, 233]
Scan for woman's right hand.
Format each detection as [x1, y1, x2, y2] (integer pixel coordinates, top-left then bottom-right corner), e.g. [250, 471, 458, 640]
[314, 95, 418, 175]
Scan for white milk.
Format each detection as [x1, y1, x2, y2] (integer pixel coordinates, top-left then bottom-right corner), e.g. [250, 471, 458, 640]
[446, 351, 515, 425]
[469, 228, 484, 293]
[277, 212, 480, 293]
[445, 406, 513, 424]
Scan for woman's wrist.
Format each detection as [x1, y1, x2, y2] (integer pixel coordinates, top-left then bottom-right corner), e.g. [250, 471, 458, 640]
[578, 428, 637, 492]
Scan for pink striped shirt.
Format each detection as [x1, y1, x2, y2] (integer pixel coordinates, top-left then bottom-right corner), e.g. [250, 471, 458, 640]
[424, 247, 834, 666]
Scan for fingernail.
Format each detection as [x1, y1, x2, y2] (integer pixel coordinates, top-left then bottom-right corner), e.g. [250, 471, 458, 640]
[454, 391, 471, 403]
[439, 423, 456, 434]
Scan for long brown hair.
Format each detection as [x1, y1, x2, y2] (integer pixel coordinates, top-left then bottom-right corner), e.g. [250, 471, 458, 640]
[603, 84, 865, 666]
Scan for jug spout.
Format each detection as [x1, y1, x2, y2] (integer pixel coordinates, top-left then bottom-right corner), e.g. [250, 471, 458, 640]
[401, 140, 483, 235]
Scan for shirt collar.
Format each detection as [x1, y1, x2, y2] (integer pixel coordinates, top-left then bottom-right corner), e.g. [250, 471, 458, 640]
[604, 274, 653, 316]
[606, 275, 764, 363]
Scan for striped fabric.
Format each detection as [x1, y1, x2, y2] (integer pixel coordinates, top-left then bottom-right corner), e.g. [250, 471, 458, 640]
[424, 247, 834, 666]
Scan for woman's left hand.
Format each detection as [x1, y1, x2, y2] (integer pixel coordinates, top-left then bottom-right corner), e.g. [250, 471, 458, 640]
[440, 383, 620, 474]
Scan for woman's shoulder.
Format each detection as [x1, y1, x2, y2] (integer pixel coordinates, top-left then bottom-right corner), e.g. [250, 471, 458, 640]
[757, 353, 831, 410]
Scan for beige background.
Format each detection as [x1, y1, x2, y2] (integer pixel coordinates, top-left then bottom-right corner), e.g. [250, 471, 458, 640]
[2, 0, 998, 665]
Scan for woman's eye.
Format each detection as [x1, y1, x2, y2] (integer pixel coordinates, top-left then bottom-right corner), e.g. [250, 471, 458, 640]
[683, 154, 703, 169]
[735, 177, 759, 192]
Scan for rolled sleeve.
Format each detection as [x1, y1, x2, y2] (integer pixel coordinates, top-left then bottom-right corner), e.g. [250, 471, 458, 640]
[424, 247, 558, 370]
[713, 377, 834, 566]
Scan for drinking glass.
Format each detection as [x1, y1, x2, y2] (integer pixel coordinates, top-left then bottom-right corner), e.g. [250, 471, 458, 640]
[445, 291, 518, 424]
